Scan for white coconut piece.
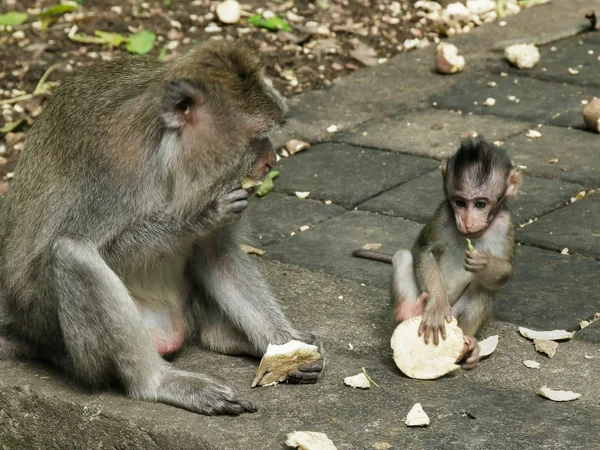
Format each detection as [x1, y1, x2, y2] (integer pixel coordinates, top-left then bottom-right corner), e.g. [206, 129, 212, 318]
[252, 340, 321, 387]
[404, 403, 430, 427]
[505, 44, 540, 69]
[483, 97, 496, 107]
[286, 431, 337, 450]
[285, 139, 311, 155]
[435, 42, 465, 74]
[478, 335, 498, 358]
[525, 129, 542, 139]
[523, 360, 540, 369]
[582, 97, 600, 133]
[216, 0, 241, 24]
[519, 327, 575, 341]
[391, 316, 465, 380]
[295, 191, 310, 199]
[534, 339, 558, 358]
[538, 386, 581, 402]
[344, 372, 371, 389]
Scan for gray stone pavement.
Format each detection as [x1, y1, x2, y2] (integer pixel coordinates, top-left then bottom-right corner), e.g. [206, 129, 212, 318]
[2, 2, 600, 449]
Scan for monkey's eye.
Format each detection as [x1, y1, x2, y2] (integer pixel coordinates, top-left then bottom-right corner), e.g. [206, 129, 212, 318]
[474, 201, 487, 209]
[454, 199, 466, 208]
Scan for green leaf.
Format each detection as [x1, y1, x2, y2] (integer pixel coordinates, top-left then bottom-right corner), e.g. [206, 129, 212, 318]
[75, 0, 85, 4]
[157, 46, 168, 61]
[39, 4, 78, 19]
[126, 30, 156, 55]
[466, 238, 474, 252]
[0, 118, 24, 134]
[94, 30, 126, 48]
[247, 14, 291, 32]
[361, 367, 380, 388]
[0, 11, 29, 26]
[255, 169, 279, 197]
[163, 0, 172, 6]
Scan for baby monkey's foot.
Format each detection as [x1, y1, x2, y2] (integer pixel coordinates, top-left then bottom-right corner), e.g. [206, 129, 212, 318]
[459, 336, 480, 369]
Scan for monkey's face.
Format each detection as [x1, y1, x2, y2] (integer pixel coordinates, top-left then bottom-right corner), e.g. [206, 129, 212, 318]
[241, 137, 277, 183]
[450, 196, 495, 236]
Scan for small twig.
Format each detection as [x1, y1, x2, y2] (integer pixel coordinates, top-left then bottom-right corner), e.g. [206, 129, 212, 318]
[361, 367, 380, 387]
[0, 64, 61, 106]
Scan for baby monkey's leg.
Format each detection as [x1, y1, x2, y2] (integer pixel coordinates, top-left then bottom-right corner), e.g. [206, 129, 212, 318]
[451, 289, 491, 369]
[391, 250, 429, 323]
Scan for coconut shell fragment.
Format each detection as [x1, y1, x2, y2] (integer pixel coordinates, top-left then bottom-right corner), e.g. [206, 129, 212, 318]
[252, 340, 321, 387]
[538, 386, 581, 402]
[534, 339, 558, 358]
[583, 97, 600, 133]
[435, 42, 465, 74]
[391, 316, 465, 380]
[286, 431, 337, 450]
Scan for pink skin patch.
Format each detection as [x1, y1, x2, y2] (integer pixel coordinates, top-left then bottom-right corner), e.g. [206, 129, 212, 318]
[136, 304, 186, 357]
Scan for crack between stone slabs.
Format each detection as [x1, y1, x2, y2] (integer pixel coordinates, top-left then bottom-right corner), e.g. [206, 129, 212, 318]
[514, 241, 600, 262]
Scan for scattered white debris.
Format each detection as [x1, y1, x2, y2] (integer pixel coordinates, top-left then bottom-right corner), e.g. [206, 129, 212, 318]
[534, 339, 558, 358]
[584, 354, 593, 359]
[570, 191, 586, 203]
[487, 81, 497, 87]
[362, 243, 383, 250]
[299, 225, 310, 232]
[484, 97, 496, 106]
[286, 431, 337, 450]
[538, 386, 581, 402]
[391, 316, 464, 380]
[505, 44, 540, 69]
[580, 320, 590, 329]
[252, 340, 321, 387]
[494, 140, 505, 146]
[526, 129, 542, 139]
[583, 97, 600, 133]
[435, 42, 465, 74]
[519, 327, 575, 341]
[285, 140, 311, 155]
[324, 200, 333, 205]
[327, 125, 339, 133]
[568, 67, 580, 75]
[547, 158, 558, 164]
[344, 372, 371, 389]
[561, 248, 570, 255]
[478, 335, 499, 358]
[239, 244, 265, 256]
[348, 343, 354, 350]
[216, 0, 241, 24]
[523, 360, 540, 369]
[405, 403, 430, 427]
[295, 191, 311, 199]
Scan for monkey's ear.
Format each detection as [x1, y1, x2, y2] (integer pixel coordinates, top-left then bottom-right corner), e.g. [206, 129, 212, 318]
[162, 80, 203, 129]
[505, 167, 521, 198]
[441, 159, 448, 178]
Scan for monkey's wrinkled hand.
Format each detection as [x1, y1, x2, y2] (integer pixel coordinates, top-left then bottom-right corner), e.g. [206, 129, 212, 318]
[419, 305, 453, 346]
[458, 336, 480, 369]
[208, 188, 249, 229]
[287, 333, 325, 385]
[464, 249, 489, 274]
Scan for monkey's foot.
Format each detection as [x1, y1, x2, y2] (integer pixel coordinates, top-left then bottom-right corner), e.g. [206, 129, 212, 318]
[393, 292, 428, 323]
[155, 370, 257, 416]
[459, 336, 481, 370]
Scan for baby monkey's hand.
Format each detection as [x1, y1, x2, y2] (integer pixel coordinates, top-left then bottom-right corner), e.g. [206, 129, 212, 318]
[464, 249, 489, 274]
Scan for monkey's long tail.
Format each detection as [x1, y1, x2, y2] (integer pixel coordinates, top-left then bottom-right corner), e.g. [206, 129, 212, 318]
[351, 249, 394, 264]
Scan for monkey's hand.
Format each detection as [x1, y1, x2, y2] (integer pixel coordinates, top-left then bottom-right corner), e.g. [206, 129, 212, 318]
[464, 249, 489, 274]
[419, 303, 453, 346]
[286, 332, 325, 385]
[206, 188, 249, 230]
[458, 336, 480, 370]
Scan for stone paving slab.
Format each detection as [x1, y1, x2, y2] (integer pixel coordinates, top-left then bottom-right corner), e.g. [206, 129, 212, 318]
[264, 210, 420, 288]
[334, 109, 530, 160]
[265, 209, 599, 331]
[576, 320, 600, 344]
[491, 32, 600, 88]
[358, 170, 584, 226]
[273, 142, 439, 208]
[244, 193, 345, 246]
[517, 191, 600, 259]
[431, 74, 594, 129]
[503, 125, 600, 189]
[1, 261, 599, 449]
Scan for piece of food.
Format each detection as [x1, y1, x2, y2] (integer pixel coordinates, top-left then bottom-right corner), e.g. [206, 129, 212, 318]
[523, 360, 541, 369]
[538, 386, 581, 402]
[504, 43, 540, 69]
[582, 97, 600, 133]
[239, 244, 265, 256]
[295, 191, 310, 199]
[241, 176, 262, 190]
[252, 340, 321, 387]
[483, 97, 496, 107]
[255, 169, 279, 197]
[216, 0, 241, 24]
[285, 139, 311, 155]
[519, 327, 575, 341]
[344, 372, 371, 389]
[361, 367, 380, 387]
[286, 431, 337, 450]
[478, 335, 499, 358]
[466, 238, 475, 252]
[534, 339, 558, 358]
[391, 316, 465, 380]
[404, 403, 430, 427]
[526, 129, 542, 139]
[435, 42, 465, 74]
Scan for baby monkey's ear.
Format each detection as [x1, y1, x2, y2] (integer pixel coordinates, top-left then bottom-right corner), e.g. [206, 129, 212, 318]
[505, 166, 521, 198]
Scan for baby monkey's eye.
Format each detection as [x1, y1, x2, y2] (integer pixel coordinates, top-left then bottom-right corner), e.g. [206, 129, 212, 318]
[454, 199, 466, 208]
[474, 201, 487, 209]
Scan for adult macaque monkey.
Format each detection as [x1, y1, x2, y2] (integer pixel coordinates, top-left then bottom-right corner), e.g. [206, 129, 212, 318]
[353, 137, 520, 369]
[0, 41, 324, 416]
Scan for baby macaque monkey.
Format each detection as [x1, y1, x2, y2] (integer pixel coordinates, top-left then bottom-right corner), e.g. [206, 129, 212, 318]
[354, 137, 520, 368]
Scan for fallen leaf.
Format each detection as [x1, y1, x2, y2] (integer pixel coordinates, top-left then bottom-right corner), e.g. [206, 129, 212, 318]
[94, 30, 127, 49]
[39, 4, 78, 19]
[0, 119, 24, 134]
[0, 11, 29, 27]
[126, 30, 156, 55]
[247, 14, 291, 32]
[538, 386, 581, 402]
